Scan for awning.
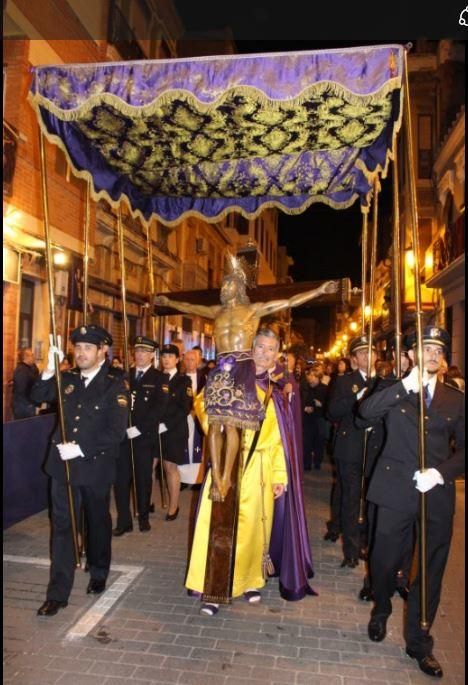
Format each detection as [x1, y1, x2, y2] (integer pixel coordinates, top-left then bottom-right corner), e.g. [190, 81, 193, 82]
[29, 44, 404, 226]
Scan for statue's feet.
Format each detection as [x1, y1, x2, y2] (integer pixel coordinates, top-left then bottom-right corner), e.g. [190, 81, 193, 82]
[219, 477, 232, 502]
[209, 483, 224, 503]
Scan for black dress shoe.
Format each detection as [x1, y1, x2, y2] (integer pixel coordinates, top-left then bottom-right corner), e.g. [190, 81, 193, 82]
[395, 585, 409, 601]
[368, 614, 388, 642]
[37, 599, 68, 616]
[405, 650, 443, 678]
[323, 531, 340, 542]
[87, 579, 106, 594]
[112, 525, 133, 537]
[359, 547, 368, 561]
[149, 503, 155, 513]
[358, 585, 374, 601]
[165, 507, 179, 521]
[139, 519, 151, 532]
[340, 557, 359, 568]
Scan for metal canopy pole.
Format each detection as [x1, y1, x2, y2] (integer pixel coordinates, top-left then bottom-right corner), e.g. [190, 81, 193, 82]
[360, 211, 369, 335]
[145, 221, 167, 509]
[392, 143, 403, 379]
[39, 129, 80, 567]
[403, 49, 429, 631]
[83, 180, 91, 326]
[117, 205, 139, 518]
[358, 180, 379, 525]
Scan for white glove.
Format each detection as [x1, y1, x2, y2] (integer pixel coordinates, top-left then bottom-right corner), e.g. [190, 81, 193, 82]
[402, 365, 420, 394]
[46, 334, 64, 373]
[356, 388, 367, 401]
[413, 468, 444, 493]
[126, 426, 141, 439]
[314, 399, 323, 407]
[158, 423, 168, 434]
[57, 442, 84, 460]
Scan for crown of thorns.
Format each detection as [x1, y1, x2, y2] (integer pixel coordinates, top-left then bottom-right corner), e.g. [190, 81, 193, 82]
[225, 252, 257, 289]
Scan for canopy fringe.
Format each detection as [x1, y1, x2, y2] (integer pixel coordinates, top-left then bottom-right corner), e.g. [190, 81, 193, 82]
[28, 77, 402, 121]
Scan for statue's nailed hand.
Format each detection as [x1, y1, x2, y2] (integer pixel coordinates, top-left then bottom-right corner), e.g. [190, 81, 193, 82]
[321, 280, 339, 295]
[154, 295, 170, 306]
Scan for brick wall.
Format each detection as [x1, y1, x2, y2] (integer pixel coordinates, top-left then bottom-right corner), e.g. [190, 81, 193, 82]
[3, 282, 20, 422]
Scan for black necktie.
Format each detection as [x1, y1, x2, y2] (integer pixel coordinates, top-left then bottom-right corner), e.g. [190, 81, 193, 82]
[80, 375, 88, 388]
[135, 370, 144, 383]
[424, 384, 432, 407]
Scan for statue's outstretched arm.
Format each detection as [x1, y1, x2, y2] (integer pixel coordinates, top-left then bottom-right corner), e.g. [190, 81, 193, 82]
[153, 295, 219, 320]
[256, 280, 338, 317]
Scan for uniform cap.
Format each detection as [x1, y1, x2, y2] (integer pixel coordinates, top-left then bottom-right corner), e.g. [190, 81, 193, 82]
[70, 324, 113, 346]
[133, 335, 158, 351]
[406, 326, 450, 349]
[349, 335, 376, 355]
[161, 343, 180, 357]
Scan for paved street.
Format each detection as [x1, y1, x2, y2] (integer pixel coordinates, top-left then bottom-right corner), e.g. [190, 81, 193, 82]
[3, 462, 464, 685]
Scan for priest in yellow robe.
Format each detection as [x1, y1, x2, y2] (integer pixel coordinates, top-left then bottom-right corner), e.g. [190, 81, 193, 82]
[185, 329, 288, 614]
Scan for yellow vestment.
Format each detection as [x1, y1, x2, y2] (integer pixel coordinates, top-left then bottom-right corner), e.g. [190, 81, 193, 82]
[185, 385, 288, 598]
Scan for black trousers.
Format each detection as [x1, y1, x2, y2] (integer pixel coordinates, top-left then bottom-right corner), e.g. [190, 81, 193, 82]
[335, 459, 365, 559]
[46, 479, 111, 602]
[326, 457, 342, 535]
[114, 437, 155, 527]
[370, 503, 454, 656]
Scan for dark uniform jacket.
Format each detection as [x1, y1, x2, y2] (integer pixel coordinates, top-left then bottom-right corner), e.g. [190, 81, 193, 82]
[155, 371, 193, 464]
[359, 379, 465, 515]
[130, 366, 166, 438]
[327, 369, 369, 463]
[12, 362, 40, 419]
[31, 365, 129, 486]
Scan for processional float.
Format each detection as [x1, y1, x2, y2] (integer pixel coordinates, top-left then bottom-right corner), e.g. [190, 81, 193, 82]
[29, 43, 430, 627]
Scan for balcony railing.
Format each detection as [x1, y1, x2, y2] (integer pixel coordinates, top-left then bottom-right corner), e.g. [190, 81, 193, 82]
[107, 0, 145, 61]
[431, 213, 465, 275]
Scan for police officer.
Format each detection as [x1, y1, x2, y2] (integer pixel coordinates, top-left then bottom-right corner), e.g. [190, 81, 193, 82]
[360, 327, 464, 678]
[356, 336, 413, 602]
[327, 335, 376, 568]
[31, 325, 129, 617]
[113, 336, 164, 535]
[155, 344, 193, 520]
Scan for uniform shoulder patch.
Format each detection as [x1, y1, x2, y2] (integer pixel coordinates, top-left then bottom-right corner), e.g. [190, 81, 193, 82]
[117, 394, 128, 407]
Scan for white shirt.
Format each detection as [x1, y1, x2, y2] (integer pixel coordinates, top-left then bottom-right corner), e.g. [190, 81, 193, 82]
[186, 371, 198, 394]
[424, 373, 437, 400]
[81, 360, 106, 387]
[165, 368, 177, 380]
[134, 364, 152, 379]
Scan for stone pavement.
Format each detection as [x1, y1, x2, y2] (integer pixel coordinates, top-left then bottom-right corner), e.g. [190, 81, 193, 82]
[3, 462, 464, 685]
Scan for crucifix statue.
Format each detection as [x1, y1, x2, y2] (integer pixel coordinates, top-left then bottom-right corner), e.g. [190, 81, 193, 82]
[155, 256, 337, 503]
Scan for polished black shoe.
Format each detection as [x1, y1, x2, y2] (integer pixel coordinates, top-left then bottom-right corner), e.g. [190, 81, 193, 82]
[149, 503, 155, 513]
[359, 547, 368, 561]
[37, 599, 68, 616]
[358, 585, 374, 601]
[165, 507, 179, 521]
[340, 557, 359, 568]
[112, 525, 133, 537]
[139, 519, 151, 532]
[323, 531, 339, 542]
[405, 650, 443, 678]
[86, 579, 106, 594]
[395, 585, 409, 601]
[368, 614, 388, 642]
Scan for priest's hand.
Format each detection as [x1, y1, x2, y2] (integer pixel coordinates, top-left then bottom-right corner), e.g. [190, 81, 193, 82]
[272, 483, 285, 499]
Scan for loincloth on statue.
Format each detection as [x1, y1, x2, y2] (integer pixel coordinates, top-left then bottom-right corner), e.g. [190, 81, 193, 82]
[205, 350, 264, 430]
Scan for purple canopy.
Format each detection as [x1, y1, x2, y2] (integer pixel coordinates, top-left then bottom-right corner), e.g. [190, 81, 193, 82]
[29, 45, 404, 225]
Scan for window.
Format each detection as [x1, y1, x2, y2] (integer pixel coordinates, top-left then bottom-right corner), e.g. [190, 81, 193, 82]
[18, 278, 35, 348]
[418, 115, 432, 179]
